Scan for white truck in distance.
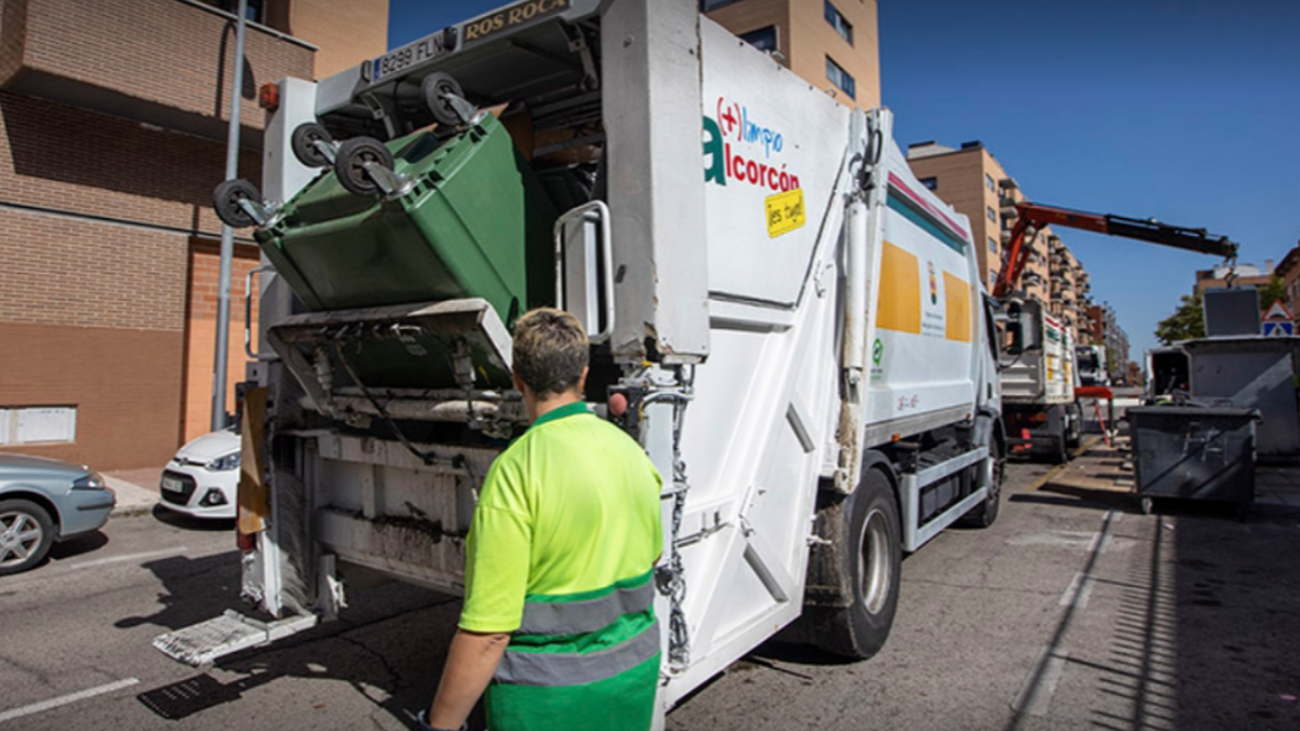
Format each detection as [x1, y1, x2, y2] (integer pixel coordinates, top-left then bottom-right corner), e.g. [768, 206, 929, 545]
[159, 0, 1008, 722]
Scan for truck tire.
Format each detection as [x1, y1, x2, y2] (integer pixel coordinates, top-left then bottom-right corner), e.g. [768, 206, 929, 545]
[334, 137, 394, 197]
[959, 434, 1003, 528]
[1065, 402, 1082, 449]
[802, 468, 901, 660]
[0, 499, 55, 576]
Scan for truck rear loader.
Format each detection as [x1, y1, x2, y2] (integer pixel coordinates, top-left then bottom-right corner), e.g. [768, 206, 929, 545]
[157, 0, 1007, 722]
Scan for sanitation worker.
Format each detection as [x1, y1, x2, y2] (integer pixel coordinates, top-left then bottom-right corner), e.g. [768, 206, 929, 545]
[421, 307, 663, 731]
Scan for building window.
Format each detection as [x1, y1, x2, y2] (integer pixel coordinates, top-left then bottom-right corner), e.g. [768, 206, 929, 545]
[987, 206, 997, 223]
[824, 1, 854, 45]
[825, 56, 856, 99]
[701, 0, 744, 11]
[739, 26, 779, 53]
[989, 237, 998, 253]
[919, 176, 938, 191]
[0, 406, 77, 446]
[985, 173, 995, 192]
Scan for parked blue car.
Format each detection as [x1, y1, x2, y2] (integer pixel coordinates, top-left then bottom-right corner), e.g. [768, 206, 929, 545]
[0, 454, 116, 575]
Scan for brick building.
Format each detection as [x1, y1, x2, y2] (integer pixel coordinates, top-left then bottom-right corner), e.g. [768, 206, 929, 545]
[704, 0, 880, 109]
[904, 140, 1096, 346]
[0, 0, 386, 470]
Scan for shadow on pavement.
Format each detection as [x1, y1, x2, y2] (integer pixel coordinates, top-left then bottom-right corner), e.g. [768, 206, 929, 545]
[150, 504, 238, 532]
[124, 550, 465, 728]
[47, 530, 109, 561]
[113, 550, 243, 631]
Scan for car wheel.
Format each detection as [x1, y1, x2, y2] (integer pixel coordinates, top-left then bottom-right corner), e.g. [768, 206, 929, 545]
[0, 499, 55, 576]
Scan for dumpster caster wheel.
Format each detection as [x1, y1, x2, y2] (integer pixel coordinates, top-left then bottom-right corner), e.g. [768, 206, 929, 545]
[291, 122, 334, 168]
[213, 178, 262, 228]
[334, 136, 394, 197]
[423, 72, 467, 127]
[1140, 497, 1153, 515]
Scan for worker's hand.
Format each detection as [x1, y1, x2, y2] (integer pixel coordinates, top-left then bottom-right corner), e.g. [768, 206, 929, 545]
[417, 709, 467, 731]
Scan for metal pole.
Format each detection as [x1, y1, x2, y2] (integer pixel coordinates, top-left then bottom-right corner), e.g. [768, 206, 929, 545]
[212, 0, 248, 431]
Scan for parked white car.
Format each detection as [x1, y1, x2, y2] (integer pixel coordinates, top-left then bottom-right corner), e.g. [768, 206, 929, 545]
[159, 428, 240, 519]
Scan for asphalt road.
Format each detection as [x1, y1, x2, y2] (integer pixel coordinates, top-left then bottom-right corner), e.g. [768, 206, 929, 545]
[1, 458, 1297, 730]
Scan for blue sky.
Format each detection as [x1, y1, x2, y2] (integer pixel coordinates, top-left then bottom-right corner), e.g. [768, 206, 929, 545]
[388, 0, 1300, 359]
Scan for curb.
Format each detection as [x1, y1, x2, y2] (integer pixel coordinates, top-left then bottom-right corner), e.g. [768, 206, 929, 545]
[111, 503, 158, 518]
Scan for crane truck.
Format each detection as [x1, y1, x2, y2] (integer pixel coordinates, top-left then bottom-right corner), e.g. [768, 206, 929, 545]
[156, 0, 1009, 723]
[992, 202, 1236, 462]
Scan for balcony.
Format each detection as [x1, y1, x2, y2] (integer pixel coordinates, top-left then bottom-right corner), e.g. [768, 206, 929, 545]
[0, 0, 316, 142]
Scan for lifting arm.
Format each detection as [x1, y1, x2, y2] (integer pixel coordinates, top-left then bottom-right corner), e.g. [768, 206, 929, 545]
[991, 202, 1238, 300]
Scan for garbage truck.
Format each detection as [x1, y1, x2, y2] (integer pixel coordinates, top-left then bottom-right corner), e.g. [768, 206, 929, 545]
[157, 0, 1007, 720]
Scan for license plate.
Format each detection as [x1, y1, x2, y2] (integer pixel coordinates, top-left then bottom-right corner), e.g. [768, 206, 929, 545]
[161, 476, 184, 493]
[371, 32, 452, 82]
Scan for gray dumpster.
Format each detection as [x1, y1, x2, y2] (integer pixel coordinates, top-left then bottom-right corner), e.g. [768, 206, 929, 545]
[1184, 336, 1300, 463]
[1127, 405, 1258, 516]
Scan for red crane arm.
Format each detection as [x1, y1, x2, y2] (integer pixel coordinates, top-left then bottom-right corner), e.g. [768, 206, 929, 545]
[991, 202, 1236, 300]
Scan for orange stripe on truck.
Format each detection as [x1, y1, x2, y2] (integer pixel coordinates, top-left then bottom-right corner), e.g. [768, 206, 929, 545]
[876, 242, 921, 334]
[943, 272, 971, 342]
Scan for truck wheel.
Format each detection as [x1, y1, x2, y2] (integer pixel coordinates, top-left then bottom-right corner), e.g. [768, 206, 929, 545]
[291, 122, 334, 168]
[0, 499, 55, 576]
[423, 72, 466, 127]
[333, 137, 394, 197]
[804, 469, 901, 660]
[1065, 403, 1082, 449]
[960, 435, 1004, 528]
[213, 179, 261, 228]
[1045, 418, 1068, 464]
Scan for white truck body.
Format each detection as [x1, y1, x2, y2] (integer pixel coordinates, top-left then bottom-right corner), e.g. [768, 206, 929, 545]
[1076, 344, 1110, 388]
[999, 298, 1080, 460]
[157, 0, 1005, 719]
[1002, 300, 1075, 405]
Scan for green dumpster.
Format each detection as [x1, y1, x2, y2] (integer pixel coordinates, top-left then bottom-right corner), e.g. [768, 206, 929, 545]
[256, 114, 557, 326]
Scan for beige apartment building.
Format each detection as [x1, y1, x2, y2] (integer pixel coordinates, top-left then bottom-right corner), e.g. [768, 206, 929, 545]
[0, 0, 386, 470]
[905, 141, 1096, 345]
[704, 0, 880, 109]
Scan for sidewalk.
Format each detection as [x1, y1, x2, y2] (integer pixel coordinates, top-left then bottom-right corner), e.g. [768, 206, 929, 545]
[103, 466, 166, 517]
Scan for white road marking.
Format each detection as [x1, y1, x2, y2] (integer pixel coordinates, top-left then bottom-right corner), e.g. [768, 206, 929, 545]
[68, 547, 189, 570]
[1012, 646, 1070, 716]
[1059, 572, 1096, 608]
[0, 678, 140, 723]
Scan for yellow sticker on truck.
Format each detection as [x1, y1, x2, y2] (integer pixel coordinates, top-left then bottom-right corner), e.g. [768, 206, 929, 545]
[766, 188, 805, 238]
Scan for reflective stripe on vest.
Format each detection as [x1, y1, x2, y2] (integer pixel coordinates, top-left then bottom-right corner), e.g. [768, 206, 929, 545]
[518, 576, 655, 635]
[495, 619, 660, 687]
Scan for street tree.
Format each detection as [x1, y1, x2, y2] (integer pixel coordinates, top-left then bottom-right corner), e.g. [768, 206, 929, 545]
[1156, 294, 1204, 345]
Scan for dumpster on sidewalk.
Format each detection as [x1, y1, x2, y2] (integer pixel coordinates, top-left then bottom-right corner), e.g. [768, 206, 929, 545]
[1127, 405, 1259, 517]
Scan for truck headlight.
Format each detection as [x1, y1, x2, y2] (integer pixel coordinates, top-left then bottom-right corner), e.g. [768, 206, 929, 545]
[207, 452, 242, 472]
